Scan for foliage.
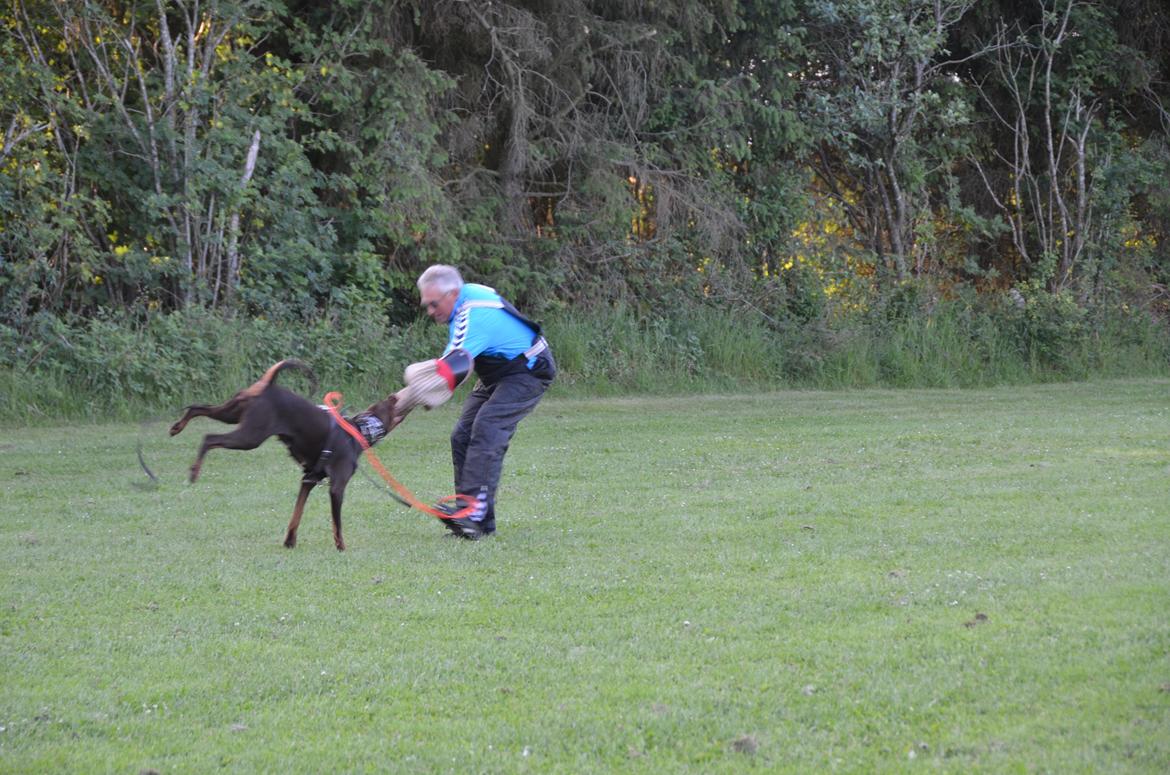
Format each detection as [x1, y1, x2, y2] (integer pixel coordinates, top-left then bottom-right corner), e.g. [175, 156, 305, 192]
[2, 0, 1169, 392]
[798, 0, 981, 279]
[1, 298, 1165, 423]
[0, 304, 436, 421]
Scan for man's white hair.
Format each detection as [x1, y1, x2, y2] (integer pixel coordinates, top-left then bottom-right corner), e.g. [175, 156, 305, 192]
[417, 264, 464, 294]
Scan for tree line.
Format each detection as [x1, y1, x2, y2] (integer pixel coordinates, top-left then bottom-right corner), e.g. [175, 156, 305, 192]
[3, 0, 1169, 339]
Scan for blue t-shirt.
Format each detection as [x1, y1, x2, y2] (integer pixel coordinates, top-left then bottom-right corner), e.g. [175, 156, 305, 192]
[442, 284, 538, 366]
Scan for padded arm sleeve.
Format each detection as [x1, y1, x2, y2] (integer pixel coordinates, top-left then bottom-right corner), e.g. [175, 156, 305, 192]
[399, 349, 474, 411]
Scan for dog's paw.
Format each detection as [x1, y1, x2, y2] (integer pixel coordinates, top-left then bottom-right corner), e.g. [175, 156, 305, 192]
[168, 422, 184, 436]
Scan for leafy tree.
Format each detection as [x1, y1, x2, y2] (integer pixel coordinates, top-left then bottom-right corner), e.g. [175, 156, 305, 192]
[964, 0, 1169, 301]
[2, 0, 1168, 348]
[797, 0, 982, 283]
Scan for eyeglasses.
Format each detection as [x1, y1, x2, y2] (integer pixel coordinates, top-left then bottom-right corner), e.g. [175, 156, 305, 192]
[422, 290, 453, 311]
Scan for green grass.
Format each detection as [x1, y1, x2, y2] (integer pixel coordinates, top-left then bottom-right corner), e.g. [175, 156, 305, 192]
[2, 381, 1169, 772]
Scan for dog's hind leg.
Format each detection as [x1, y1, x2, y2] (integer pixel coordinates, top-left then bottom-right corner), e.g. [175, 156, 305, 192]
[188, 427, 267, 483]
[284, 481, 316, 548]
[170, 397, 249, 436]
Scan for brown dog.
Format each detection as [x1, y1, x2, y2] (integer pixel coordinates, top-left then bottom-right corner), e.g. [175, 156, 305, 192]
[169, 360, 402, 550]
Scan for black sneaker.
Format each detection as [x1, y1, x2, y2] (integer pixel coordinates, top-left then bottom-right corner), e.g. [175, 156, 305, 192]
[443, 516, 486, 540]
[433, 503, 458, 536]
[433, 502, 483, 539]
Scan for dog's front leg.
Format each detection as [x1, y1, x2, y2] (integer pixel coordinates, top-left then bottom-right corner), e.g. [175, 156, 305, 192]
[328, 469, 354, 552]
[328, 486, 346, 551]
[284, 480, 315, 548]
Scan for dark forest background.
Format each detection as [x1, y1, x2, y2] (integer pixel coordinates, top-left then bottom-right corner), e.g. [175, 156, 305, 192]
[3, 1, 1170, 417]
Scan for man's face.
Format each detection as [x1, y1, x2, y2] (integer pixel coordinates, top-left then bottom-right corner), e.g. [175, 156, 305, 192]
[420, 283, 457, 324]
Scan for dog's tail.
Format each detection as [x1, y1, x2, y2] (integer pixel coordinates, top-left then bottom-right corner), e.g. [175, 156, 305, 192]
[243, 359, 319, 398]
[269, 359, 319, 394]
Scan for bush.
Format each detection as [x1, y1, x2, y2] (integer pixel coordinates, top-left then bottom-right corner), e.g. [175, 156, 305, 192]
[0, 295, 1166, 425]
[0, 305, 439, 422]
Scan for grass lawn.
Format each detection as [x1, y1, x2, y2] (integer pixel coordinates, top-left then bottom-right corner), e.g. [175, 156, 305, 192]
[2, 380, 1168, 773]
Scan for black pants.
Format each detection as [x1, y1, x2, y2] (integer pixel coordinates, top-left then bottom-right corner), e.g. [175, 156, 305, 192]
[451, 358, 553, 531]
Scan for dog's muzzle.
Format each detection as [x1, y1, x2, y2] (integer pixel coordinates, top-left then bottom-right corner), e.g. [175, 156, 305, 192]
[357, 415, 387, 447]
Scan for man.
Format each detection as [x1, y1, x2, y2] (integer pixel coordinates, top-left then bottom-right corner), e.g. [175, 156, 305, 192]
[398, 265, 555, 539]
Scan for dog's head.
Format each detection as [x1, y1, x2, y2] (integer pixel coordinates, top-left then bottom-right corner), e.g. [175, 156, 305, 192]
[364, 393, 402, 433]
[390, 387, 421, 427]
[347, 393, 403, 448]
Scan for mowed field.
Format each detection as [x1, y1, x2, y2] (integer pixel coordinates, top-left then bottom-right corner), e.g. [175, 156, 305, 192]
[2, 381, 1169, 773]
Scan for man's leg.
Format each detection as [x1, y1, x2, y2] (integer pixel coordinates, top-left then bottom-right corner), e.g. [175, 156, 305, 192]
[456, 372, 548, 534]
[451, 381, 492, 491]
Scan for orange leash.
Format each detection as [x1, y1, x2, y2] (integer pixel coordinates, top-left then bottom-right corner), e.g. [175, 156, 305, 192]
[323, 391, 477, 521]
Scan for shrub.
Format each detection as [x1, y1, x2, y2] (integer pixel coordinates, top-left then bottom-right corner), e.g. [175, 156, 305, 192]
[0, 295, 1166, 424]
